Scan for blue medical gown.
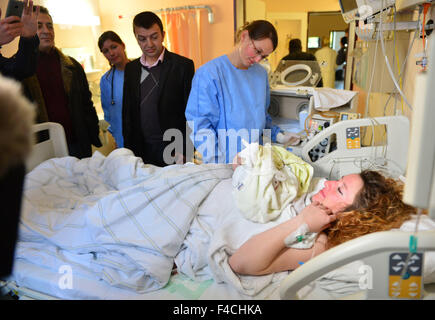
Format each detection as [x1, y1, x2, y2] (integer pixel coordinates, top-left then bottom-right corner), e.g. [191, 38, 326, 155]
[100, 68, 124, 148]
[185, 55, 281, 163]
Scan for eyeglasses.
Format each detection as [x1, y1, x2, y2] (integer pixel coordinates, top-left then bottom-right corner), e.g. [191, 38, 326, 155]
[250, 38, 268, 60]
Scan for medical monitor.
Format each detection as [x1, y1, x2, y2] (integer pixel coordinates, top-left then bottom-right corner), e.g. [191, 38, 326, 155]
[307, 37, 321, 49]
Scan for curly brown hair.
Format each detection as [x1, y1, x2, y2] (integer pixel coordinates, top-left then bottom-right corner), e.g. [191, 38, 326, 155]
[325, 170, 418, 248]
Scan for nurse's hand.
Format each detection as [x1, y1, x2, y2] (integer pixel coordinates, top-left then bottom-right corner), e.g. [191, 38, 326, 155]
[232, 153, 243, 170]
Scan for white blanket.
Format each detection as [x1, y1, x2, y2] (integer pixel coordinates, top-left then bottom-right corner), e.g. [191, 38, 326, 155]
[176, 178, 325, 297]
[15, 149, 233, 293]
[176, 178, 435, 298]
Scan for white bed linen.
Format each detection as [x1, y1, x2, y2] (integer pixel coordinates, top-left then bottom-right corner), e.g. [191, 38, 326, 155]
[9, 259, 271, 300]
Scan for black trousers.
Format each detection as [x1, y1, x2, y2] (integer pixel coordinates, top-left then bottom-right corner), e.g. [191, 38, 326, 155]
[140, 140, 171, 167]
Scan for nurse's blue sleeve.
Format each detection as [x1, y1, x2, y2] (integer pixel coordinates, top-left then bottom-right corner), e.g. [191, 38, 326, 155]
[185, 71, 222, 163]
[99, 75, 111, 126]
[265, 82, 281, 142]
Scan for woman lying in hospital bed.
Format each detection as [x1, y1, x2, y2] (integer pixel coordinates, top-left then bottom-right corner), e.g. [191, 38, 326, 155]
[229, 169, 417, 275]
[204, 143, 435, 298]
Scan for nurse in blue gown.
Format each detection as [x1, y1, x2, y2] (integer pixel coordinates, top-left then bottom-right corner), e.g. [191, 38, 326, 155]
[185, 20, 295, 164]
[98, 31, 130, 148]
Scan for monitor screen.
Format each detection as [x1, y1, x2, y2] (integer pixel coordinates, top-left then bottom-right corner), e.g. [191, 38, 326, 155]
[307, 37, 321, 49]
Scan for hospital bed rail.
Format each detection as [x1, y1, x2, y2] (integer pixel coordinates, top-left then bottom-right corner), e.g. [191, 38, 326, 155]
[300, 115, 409, 180]
[280, 230, 435, 300]
[26, 122, 68, 172]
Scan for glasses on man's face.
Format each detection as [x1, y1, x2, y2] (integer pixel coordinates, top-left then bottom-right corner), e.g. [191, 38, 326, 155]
[250, 38, 268, 60]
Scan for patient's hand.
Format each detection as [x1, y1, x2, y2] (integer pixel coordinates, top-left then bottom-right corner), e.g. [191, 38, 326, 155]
[299, 201, 337, 233]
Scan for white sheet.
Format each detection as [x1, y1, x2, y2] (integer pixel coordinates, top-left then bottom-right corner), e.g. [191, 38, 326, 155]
[15, 149, 233, 294]
[176, 178, 325, 297]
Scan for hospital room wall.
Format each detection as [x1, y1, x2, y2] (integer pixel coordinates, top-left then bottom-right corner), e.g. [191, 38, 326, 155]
[0, 0, 234, 156]
[0, 0, 234, 67]
[244, 0, 342, 71]
[97, 0, 234, 70]
[0, 0, 233, 117]
[352, 8, 435, 123]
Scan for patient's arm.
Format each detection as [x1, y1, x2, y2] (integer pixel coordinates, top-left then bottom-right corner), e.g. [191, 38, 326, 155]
[229, 203, 335, 276]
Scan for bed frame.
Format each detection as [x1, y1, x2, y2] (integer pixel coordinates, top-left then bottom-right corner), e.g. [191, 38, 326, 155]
[26, 122, 69, 172]
[287, 115, 435, 299]
[300, 115, 409, 180]
[280, 230, 435, 299]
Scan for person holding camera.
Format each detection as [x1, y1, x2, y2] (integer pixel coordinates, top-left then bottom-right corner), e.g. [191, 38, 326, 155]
[0, 0, 40, 80]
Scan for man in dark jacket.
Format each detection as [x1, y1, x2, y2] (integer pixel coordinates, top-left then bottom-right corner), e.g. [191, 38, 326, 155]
[22, 6, 101, 159]
[123, 11, 194, 167]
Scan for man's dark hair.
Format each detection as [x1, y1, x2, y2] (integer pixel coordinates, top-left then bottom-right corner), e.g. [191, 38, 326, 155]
[33, 5, 51, 17]
[133, 11, 164, 34]
[289, 39, 302, 53]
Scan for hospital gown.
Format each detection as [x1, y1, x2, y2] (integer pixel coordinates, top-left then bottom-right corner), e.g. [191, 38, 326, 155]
[185, 55, 281, 163]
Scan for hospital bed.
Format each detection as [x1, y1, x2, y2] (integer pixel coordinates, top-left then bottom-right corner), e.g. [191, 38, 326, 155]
[25, 122, 69, 173]
[2, 116, 435, 301]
